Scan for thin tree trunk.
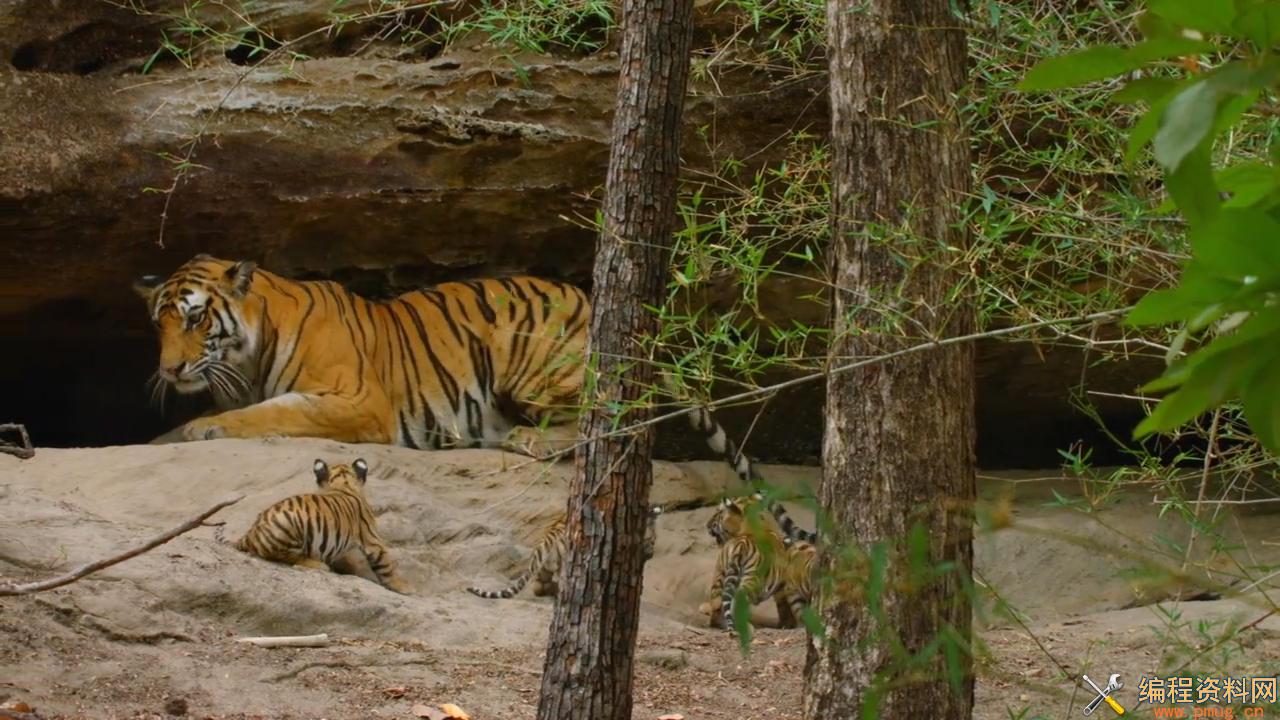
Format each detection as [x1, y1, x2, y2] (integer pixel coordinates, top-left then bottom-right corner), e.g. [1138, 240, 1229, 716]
[534, 0, 695, 717]
[804, 1, 974, 719]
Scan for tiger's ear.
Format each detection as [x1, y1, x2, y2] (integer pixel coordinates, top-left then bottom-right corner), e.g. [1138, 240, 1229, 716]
[649, 505, 664, 518]
[313, 459, 331, 486]
[133, 274, 163, 303]
[224, 261, 257, 298]
[352, 458, 368, 483]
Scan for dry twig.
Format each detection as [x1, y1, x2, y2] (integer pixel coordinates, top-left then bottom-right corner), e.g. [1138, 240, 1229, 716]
[0, 495, 243, 595]
[235, 634, 330, 648]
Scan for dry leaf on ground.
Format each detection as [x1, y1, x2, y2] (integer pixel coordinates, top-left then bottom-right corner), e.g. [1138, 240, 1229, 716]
[411, 703, 444, 719]
[440, 703, 471, 719]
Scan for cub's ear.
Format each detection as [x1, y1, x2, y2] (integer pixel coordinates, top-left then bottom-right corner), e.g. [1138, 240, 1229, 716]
[133, 274, 163, 302]
[649, 505, 664, 518]
[224, 261, 257, 298]
[352, 458, 369, 483]
[313, 459, 331, 486]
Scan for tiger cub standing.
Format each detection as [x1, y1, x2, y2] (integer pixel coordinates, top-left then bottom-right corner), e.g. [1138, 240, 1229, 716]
[218, 458, 410, 594]
[467, 505, 663, 599]
[705, 495, 815, 633]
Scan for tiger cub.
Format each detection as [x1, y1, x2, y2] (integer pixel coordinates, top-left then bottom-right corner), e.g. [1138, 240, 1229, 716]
[705, 495, 816, 633]
[467, 505, 664, 599]
[217, 458, 409, 594]
[708, 491, 817, 545]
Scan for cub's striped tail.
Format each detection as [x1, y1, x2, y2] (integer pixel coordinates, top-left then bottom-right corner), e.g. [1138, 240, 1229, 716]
[212, 522, 237, 548]
[467, 506, 662, 600]
[466, 519, 564, 599]
[685, 405, 818, 545]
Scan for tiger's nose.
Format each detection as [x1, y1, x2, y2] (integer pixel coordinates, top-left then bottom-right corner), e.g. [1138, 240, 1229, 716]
[161, 362, 186, 379]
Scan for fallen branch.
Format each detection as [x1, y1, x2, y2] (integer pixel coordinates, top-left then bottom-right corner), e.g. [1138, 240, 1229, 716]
[0, 495, 243, 596]
[265, 655, 437, 683]
[0, 423, 33, 460]
[236, 634, 330, 648]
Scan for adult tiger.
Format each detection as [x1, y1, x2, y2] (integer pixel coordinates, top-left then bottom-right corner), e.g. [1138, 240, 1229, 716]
[134, 255, 774, 482]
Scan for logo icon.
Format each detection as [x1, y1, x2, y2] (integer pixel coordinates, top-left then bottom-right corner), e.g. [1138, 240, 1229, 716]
[1083, 673, 1126, 716]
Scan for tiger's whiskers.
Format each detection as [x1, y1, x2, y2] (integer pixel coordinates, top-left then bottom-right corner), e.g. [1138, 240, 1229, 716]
[147, 372, 170, 416]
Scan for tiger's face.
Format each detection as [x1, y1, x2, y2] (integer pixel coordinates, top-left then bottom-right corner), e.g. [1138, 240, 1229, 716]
[706, 494, 767, 545]
[313, 458, 369, 493]
[133, 255, 259, 404]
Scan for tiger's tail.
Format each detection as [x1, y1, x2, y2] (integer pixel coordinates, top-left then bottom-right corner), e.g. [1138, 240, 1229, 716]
[683, 401, 819, 545]
[466, 529, 555, 600]
[212, 522, 233, 547]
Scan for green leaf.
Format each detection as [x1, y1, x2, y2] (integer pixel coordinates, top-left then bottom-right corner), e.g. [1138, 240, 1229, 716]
[1148, 0, 1237, 35]
[1215, 90, 1262, 140]
[1020, 38, 1214, 91]
[1141, 359, 1194, 392]
[799, 605, 826, 639]
[1189, 208, 1280, 282]
[1216, 162, 1277, 208]
[1137, 9, 1182, 40]
[1234, 3, 1280, 48]
[1135, 343, 1256, 437]
[1111, 76, 1180, 105]
[1128, 288, 1203, 326]
[1126, 90, 1178, 164]
[1128, 36, 1217, 63]
[1243, 350, 1280, 454]
[1154, 80, 1218, 171]
[1019, 46, 1134, 90]
[1164, 146, 1220, 226]
[731, 589, 754, 652]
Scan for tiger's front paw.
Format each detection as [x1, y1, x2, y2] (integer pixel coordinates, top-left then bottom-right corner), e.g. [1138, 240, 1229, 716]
[383, 576, 412, 595]
[503, 425, 576, 461]
[182, 418, 227, 441]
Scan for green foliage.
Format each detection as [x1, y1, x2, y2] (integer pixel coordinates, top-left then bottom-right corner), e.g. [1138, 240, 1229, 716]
[1024, 0, 1280, 452]
[440, 0, 616, 54]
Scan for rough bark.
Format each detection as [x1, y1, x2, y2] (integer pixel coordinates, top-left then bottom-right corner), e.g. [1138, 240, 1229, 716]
[803, 1, 975, 719]
[534, 0, 695, 718]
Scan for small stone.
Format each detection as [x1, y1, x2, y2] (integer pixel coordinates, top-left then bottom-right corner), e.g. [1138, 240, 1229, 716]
[638, 649, 688, 670]
[164, 697, 189, 716]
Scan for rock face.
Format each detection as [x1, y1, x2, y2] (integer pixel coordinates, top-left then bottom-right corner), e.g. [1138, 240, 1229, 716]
[0, 0, 1154, 465]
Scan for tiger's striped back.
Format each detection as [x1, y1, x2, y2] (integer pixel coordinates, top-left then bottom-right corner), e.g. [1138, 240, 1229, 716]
[467, 505, 663, 600]
[226, 458, 409, 594]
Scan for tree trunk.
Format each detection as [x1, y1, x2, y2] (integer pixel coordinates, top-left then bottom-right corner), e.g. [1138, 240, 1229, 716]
[804, 1, 974, 719]
[534, 0, 695, 718]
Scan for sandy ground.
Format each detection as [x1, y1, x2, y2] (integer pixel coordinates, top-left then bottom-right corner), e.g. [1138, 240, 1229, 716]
[1, 439, 1278, 719]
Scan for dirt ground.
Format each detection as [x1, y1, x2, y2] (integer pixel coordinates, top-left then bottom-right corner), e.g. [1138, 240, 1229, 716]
[1, 439, 1278, 719]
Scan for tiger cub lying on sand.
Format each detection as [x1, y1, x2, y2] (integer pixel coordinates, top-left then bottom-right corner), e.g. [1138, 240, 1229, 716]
[704, 495, 816, 633]
[217, 458, 409, 594]
[467, 505, 663, 599]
